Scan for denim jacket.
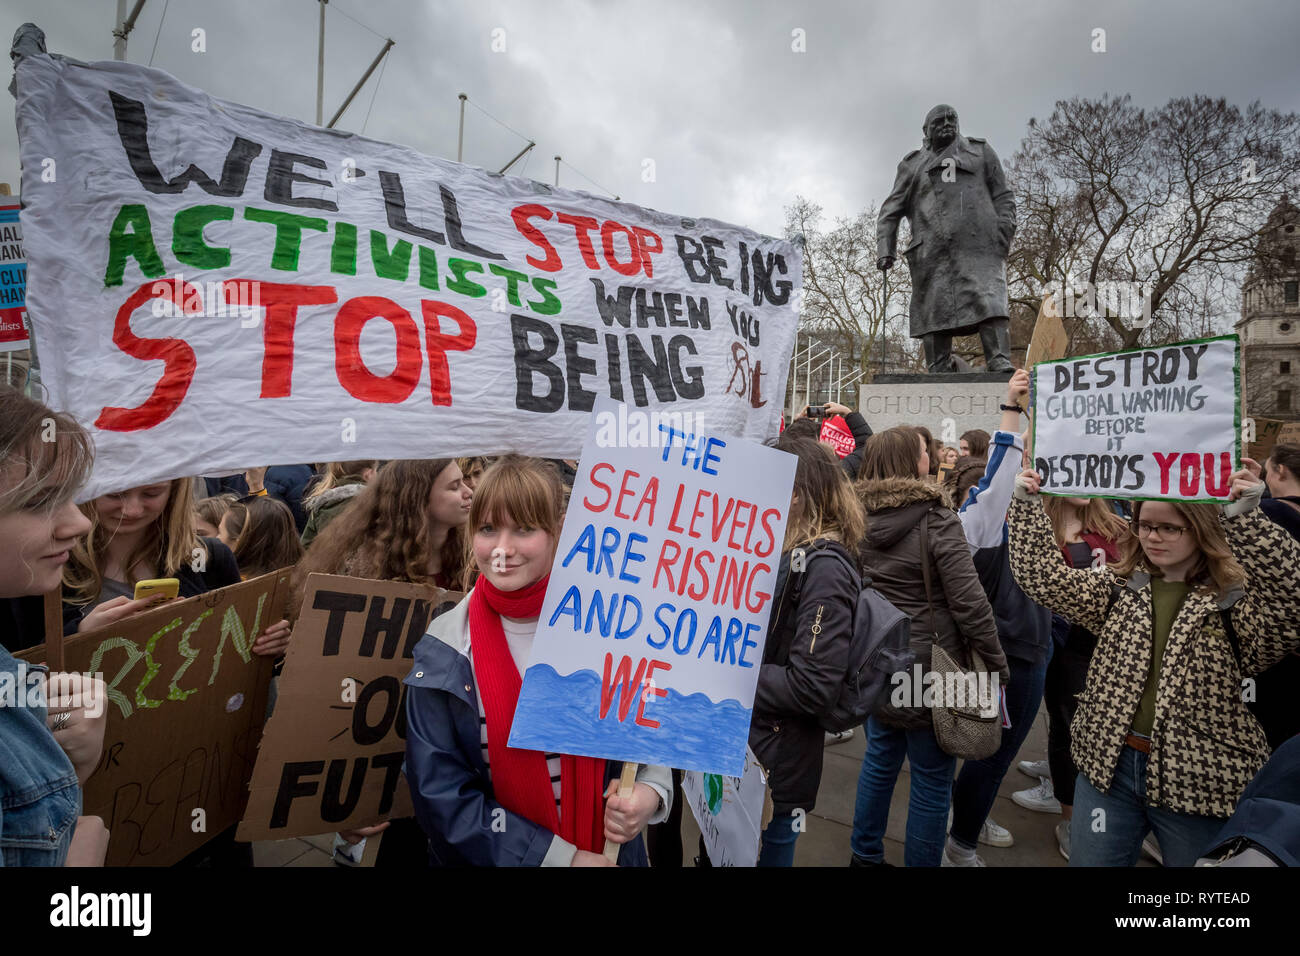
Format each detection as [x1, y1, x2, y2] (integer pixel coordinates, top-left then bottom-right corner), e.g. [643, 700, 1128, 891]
[0, 647, 80, 866]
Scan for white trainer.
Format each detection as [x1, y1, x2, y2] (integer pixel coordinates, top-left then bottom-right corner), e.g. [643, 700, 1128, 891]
[824, 729, 854, 746]
[941, 843, 987, 867]
[1017, 758, 1050, 780]
[1011, 776, 1062, 814]
[980, 818, 1014, 848]
[332, 834, 366, 867]
[1056, 820, 1070, 861]
[946, 809, 1014, 847]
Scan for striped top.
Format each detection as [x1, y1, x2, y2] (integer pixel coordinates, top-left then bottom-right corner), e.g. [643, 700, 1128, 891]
[470, 615, 565, 815]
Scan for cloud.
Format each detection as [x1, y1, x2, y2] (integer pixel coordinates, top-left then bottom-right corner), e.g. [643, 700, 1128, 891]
[1, 0, 1298, 237]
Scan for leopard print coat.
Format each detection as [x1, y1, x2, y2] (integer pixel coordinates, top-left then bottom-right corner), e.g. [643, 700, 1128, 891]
[1008, 496, 1300, 819]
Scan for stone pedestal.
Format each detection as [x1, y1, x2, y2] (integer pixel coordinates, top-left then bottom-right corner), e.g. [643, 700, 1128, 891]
[860, 372, 1013, 446]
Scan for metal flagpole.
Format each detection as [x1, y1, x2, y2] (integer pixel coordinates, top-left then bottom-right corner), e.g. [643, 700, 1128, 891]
[316, 0, 327, 125]
[327, 39, 394, 129]
[789, 334, 801, 419]
[113, 0, 147, 60]
[499, 141, 534, 174]
[804, 336, 811, 410]
[457, 93, 467, 162]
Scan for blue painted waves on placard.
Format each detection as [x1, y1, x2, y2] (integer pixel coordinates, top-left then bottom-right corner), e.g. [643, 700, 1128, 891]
[509, 664, 752, 776]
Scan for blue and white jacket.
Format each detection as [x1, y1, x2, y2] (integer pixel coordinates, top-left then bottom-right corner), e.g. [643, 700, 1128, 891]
[402, 593, 671, 867]
[956, 430, 1052, 665]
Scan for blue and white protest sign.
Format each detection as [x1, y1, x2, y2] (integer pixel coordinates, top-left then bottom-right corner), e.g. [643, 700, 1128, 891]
[509, 397, 795, 776]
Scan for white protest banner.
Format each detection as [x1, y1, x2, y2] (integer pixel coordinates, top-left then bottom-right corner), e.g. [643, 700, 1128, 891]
[682, 745, 771, 867]
[509, 396, 795, 776]
[1031, 335, 1240, 501]
[14, 53, 799, 500]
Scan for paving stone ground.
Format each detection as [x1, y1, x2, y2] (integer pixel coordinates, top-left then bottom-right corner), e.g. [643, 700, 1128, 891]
[677, 702, 1070, 866]
[258, 702, 1109, 868]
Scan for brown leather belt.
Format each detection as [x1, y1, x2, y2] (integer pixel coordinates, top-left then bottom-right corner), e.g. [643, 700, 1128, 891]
[1125, 733, 1152, 754]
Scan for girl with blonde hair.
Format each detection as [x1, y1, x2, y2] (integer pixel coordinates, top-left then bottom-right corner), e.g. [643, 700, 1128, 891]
[1012, 494, 1128, 860]
[1010, 464, 1300, 866]
[63, 479, 289, 655]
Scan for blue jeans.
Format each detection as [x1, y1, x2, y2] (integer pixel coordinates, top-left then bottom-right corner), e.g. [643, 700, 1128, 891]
[757, 809, 801, 867]
[851, 717, 955, 867]
[1070, 746, 1226, 867]
[949, 655, 1048, 849]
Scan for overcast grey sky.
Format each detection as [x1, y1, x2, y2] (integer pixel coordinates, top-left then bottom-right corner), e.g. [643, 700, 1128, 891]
[1, 0, 1298, 236]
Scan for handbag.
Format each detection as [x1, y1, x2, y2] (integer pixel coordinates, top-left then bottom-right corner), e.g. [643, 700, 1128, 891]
[918, 509, 1002, 760]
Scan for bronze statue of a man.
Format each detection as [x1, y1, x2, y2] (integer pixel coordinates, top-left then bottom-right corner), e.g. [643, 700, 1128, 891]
[877, 105, 1017, 373]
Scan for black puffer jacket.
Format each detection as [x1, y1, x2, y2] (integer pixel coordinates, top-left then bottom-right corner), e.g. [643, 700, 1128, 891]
[857, 477, 1007, 731]
[750, 539, 858, 817]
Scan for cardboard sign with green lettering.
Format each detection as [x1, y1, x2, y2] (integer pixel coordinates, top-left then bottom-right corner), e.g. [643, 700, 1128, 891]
[17, 571, 290, 866]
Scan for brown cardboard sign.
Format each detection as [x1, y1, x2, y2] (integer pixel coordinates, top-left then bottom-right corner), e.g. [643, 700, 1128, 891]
[17, 570, 290, 866]
[1026, 295, 1070, 373]
[236, 574, 456, 842]
[1246, 417, 1287, 464]
[1025, 295, 1071, 456]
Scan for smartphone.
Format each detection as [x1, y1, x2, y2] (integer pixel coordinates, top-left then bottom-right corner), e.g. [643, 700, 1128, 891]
[134, 578, 180, 601]
[807, 405, 829, 418]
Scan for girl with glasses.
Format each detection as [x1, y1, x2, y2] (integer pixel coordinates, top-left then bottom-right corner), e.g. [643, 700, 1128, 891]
[1008, 462, 1300, 866]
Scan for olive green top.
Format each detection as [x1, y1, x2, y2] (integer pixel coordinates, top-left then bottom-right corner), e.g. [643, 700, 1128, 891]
[1131, 578, 1191, 737]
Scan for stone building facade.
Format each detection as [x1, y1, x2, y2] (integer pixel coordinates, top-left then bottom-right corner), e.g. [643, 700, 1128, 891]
[1237, 196, 1300, 423]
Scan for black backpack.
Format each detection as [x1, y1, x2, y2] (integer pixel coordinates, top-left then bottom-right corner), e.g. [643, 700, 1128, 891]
[788, 549, 915, 733]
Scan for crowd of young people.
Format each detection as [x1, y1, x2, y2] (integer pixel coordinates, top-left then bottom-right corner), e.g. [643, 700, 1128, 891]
[3, 374, 1299, 869]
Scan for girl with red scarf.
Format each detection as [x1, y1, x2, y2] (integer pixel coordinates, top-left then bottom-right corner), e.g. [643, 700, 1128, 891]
[404, 456, 671, 866]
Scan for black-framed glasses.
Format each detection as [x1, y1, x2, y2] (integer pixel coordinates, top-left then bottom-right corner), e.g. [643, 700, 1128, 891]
[1133, 521, 1188, 539]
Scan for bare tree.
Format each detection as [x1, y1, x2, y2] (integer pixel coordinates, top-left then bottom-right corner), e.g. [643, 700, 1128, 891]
[1006, 94, 1300, 347]
[785, 197, 919, 395]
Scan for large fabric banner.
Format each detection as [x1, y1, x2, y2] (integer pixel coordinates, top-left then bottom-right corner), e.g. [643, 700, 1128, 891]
[1031, 334, 1240, 501]
[14, 54, 799, 500]
[509, 396, 795, 777]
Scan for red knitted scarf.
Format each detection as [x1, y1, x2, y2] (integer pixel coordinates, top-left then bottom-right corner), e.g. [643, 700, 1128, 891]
[468, 574, 606, 852]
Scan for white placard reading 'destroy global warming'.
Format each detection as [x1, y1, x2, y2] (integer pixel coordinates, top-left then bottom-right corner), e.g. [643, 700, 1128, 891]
[1032, 334, 1239, 501]
[509, 397, 795, 777]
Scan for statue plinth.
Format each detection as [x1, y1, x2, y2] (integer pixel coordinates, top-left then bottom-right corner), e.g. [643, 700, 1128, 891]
[858, 373, 1013, 441]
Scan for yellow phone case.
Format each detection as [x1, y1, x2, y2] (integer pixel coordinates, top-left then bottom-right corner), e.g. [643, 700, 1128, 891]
[134, 578, 180, 601]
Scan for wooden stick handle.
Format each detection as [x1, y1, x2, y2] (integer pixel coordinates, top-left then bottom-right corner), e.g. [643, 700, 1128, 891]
[43, 587, 64, 672]
[601, 761, 639, 863]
